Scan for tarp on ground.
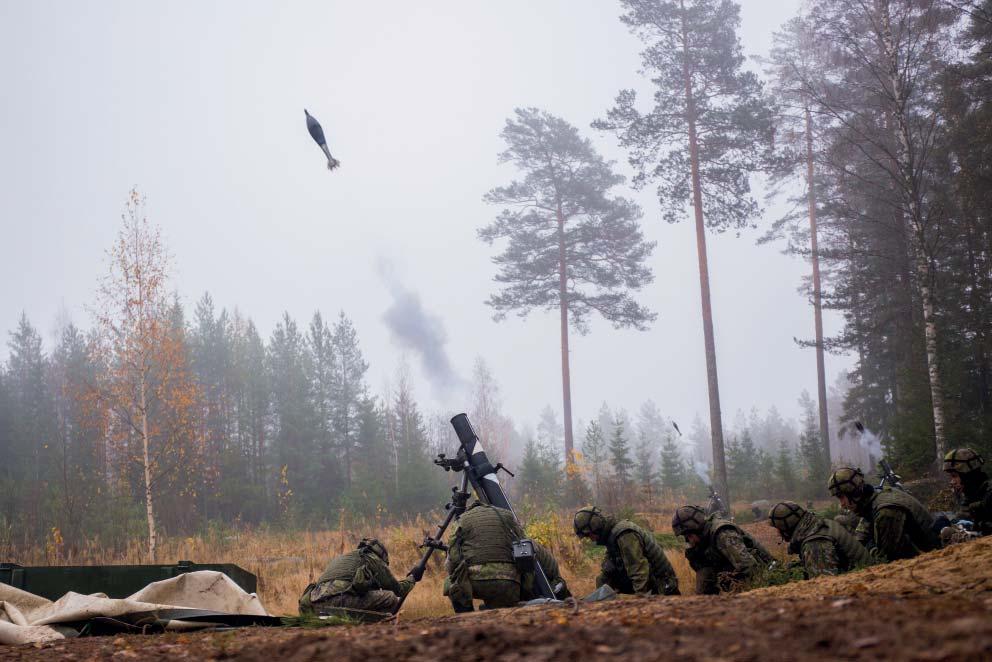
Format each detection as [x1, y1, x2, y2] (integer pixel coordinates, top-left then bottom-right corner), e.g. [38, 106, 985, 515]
[0, 570, 271, 646]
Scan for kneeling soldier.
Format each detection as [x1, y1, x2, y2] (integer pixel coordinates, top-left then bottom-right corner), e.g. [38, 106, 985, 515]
[445, 502, 569, 612]
[943, 448, 992, 536]
[672, 505, 773, 594]
[828, 467, 939, 562]
[768, 501, 871, 578]
[299, 538, 413, 621]
[573, 506, 680, 596]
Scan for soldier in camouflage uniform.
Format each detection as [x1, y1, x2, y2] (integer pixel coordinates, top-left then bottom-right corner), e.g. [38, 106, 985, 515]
[299, 538, 413, 621]
[671, 505, 773, 594]
[444, 502, 569, 612]
[828, 467, 939, 562]
[768, 501, 871, 578]
[943, 448, 992, 536]
[572, 506, 680, 596]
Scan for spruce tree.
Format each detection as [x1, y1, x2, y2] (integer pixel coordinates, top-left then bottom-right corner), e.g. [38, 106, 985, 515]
[330, 312, 369, 492]
[774, 440, 798, 497]
[609, 413, 634, 501]
[659, 432, 687, 496]
[581, 419, 608, 502]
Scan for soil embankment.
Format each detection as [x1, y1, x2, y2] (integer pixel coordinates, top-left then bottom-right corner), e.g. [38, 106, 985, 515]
[6, 537, 992, 661]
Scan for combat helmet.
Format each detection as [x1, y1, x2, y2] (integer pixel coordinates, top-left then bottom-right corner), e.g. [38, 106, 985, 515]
[827, 467, 866, 498]
[358, 538, 389, 564]
[768, 501, 806, 541]
[943, 448, 985, 475]
[573, 506, 610, 538]
[671, 505, 708, 537]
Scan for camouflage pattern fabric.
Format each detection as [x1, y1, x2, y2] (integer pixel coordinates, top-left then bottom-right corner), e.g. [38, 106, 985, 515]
[789, 512, 871, 578]
[854, 487, 938, 562]
[444, 503, 522, 611]
[686, 517, 772, 594]
[532, 542, 571, 599]
[304, 589, 402, 622]
[598, 521, 679, 596]
[299, 548, 413, 616]
[953, 474, 992, 535]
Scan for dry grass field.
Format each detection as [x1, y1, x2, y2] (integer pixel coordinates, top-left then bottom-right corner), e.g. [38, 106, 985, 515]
[5, 504, 793, 617]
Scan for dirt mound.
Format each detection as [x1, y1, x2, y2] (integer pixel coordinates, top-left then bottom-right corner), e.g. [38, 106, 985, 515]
[7, 538, 992, 661]
[754, 535, 992, 599]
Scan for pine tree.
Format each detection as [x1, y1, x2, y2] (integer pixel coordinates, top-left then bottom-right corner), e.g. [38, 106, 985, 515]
[481, 108, 656, 467]
[597, 0, 775, 504]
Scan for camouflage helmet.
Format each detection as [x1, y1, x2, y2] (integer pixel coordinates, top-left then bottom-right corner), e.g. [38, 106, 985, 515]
[943, 448, 985, 475]
[671, 505, 707, 536]
[573, 506, 609, 538]
[768, 501, 806, 540]
[358, 538, 389, 564]
[827, 467, 865, 497]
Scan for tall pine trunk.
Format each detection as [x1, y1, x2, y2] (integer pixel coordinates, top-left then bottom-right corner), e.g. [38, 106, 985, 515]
[556, 202, 575, 465]
[806, 106, 831, 466]
[681, 1, 728, 502]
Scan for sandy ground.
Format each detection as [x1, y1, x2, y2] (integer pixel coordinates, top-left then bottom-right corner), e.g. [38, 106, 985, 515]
[5, 536, 992, 661]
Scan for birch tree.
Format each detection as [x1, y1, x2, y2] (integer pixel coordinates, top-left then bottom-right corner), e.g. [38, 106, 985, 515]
[92, 189, 200, 559]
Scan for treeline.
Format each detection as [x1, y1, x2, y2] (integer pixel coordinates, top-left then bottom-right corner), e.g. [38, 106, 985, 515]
[761, 0, 992, 471]
[514, 394, 832, 511]
[0, 301, 455, 554]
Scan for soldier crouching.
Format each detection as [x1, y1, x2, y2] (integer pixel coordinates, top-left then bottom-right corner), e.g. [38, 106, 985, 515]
[768, 501, 871, 578]
[572, 506, 680, 596]
[299, 538, 413, 622]
[672, 505, 773, 594]
[444, 501, 569, 612]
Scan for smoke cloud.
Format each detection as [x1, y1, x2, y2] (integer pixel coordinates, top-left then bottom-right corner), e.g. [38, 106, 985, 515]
[379, 261, 465, 396]
[855, 425, 883, 461]
[693, 460, 711, 485]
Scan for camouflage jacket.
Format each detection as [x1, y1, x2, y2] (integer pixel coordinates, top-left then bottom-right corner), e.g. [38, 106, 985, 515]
[954, 475, 992, 535]
[446, 502, 522, 583]
[789, 512, 871, 578]
[445, 503, 569, 598]
[856, 487, 939, 562]
[685, 517, 773, 593]
[597, 519, 679, 595]
[313, 549, 414, 599]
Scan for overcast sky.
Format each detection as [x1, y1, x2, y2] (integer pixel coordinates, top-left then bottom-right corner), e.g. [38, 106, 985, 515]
[0, 0, 852, 437]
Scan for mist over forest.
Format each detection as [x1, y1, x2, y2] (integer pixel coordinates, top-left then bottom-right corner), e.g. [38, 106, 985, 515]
[2, 0, 991, 558]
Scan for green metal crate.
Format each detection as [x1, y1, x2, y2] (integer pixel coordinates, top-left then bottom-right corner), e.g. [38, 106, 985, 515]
[0, 561, 257, 601]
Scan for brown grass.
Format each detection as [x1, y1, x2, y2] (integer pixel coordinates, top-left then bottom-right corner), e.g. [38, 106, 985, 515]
[6, 503, 793, 617]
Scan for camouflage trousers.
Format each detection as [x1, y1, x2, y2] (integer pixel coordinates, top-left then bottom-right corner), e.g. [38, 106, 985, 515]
[299, 583, 399, 622]
[447, 578, 520, 613]
[444, 562, 521, 612]
[694, 567, 747, 595]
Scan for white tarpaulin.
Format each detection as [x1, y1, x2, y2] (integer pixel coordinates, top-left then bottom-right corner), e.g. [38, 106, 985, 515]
[0, 570, 270, 646]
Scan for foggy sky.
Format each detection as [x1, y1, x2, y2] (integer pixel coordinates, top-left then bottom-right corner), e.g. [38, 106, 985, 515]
[0, 0, 852, 437]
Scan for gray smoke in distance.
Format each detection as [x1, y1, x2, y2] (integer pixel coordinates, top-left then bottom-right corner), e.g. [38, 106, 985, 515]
[693, 460, 711, 485]
[379, 261, 464, 396]
[856, 425, 883, 462]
